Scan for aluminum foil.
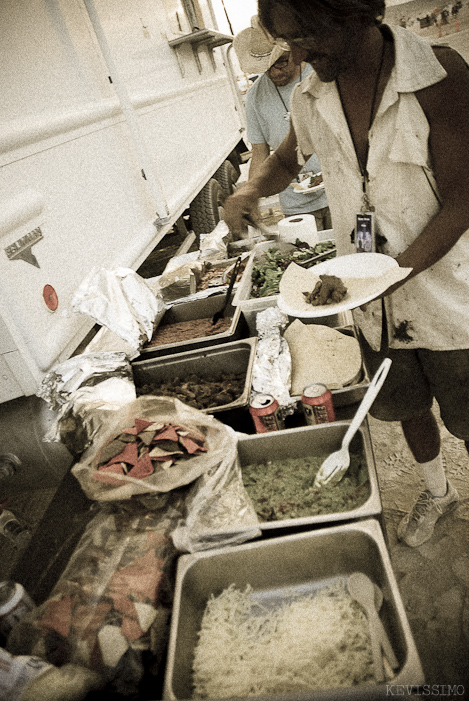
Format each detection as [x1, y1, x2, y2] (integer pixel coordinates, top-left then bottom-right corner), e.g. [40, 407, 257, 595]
[71, 267, 164, 350]
[38, 352, 136, 455]
[250, 306, 295, 411]
[37, 351, 134, 410]
[147, 252, 250, 307]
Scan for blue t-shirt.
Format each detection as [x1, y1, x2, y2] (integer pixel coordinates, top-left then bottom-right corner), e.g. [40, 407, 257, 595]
[245, 66, 328, 216]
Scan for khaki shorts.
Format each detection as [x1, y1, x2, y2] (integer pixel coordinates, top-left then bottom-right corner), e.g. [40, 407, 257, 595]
[307, 207, 332, 232]
[359, 332, 469, 441]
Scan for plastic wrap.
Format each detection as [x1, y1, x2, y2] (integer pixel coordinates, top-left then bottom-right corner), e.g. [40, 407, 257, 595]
[199, 220, 230, 260]
[162, 251, 200, 273]
[82, 327, 142, 361]
[38, 352, 133, 410]
[172, 426, 261, 552]
[250, 307, 296, 412]
[45, 378, 137, 457]
[71, 267, 164, 350]
[7, 499, 183, 697]
[156, 260, 205, 302]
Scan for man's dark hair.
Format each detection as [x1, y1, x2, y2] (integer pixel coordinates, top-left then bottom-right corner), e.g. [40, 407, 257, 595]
[258, 0, 386, 36]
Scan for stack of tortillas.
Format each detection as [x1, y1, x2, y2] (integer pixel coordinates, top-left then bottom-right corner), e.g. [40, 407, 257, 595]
[283, 320, 362, 395]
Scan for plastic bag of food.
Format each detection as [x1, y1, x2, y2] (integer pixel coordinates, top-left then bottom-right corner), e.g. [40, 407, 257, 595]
[7, 499, 183, 697]
[72, 396, 238, 501]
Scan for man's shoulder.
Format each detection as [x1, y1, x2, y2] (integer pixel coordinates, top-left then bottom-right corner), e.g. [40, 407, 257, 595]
[246, 73, 278, 114]
[246, 73, 270, 98]
[291, 69, 322, 102]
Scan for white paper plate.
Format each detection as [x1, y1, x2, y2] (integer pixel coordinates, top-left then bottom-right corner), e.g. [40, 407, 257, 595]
[278, 253, 411, 318]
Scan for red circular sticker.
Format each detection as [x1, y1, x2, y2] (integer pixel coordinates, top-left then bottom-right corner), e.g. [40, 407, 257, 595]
[43, 284, 58, 311]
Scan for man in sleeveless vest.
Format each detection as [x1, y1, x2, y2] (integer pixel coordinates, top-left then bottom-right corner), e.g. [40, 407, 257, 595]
[224, 0, 469, 547]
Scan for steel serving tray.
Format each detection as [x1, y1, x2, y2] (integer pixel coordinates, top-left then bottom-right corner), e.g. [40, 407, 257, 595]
[236, 421, 381, 531]
[131, 338, 257, 415]
[163, 518, 424, 701]
[138, 293, 249, 359]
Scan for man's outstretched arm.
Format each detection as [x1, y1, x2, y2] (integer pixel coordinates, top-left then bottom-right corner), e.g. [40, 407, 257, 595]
[224, 124, 306, 236]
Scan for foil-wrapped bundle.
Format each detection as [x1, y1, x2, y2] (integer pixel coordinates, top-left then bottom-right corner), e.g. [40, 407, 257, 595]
[37, 352, 136, 456]
[250, 307, 294, 411]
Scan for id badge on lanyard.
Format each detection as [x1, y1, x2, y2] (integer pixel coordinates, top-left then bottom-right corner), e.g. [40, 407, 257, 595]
[355, 182, 375, 253]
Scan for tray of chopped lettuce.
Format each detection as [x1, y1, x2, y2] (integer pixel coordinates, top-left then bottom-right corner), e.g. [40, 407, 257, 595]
[232, 233, 336, 313]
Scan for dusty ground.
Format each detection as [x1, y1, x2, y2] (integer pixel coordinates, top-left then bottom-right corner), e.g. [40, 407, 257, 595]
[368, 407, 469, 691]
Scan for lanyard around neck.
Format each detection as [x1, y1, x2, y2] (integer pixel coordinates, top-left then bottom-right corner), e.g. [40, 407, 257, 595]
[273, 68, 302, 120]
[336, 38, 386, 209]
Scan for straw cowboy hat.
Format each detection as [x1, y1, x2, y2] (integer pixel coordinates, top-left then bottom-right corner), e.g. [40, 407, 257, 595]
[233, 15, 288, 74]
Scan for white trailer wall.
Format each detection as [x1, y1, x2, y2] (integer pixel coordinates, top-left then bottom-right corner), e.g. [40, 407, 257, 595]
[0, 0, 244, 402]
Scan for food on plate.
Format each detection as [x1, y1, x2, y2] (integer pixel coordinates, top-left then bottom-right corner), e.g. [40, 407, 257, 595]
[192, 581, 373, 698]
[250, 241, 336, 298]
[242, 452, 369, 521]
[279, 259, 413, 315]
[278, 263, 360, 313]
[283, 321, 362, 394]
[303, 274, 348, 305]
[308, 172, 323, 188]
[294, 172, 324, 191]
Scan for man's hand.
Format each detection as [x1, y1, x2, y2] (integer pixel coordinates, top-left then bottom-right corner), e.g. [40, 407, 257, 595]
[360, 274, 408, 311]
[224, 125, 303, 239]
[223, 183, 262, 240]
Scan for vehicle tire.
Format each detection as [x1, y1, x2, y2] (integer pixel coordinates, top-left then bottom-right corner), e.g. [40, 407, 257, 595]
[227, 150, 242, 178]
[215, 159, 239, 195]
[189, 178, 226, 236]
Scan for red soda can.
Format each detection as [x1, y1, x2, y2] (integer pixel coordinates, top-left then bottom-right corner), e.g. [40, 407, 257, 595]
[301, 383, 335, 425]
[249, 394, 284, 433]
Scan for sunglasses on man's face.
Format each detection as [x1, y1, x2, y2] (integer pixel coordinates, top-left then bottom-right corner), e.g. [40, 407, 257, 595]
[271, 18, 345, 50]
[270, 57, 290, 70]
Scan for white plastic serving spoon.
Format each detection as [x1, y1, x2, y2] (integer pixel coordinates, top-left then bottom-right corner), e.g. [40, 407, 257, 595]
[348, 572, 399, 683]
[314, 357, 392, 488]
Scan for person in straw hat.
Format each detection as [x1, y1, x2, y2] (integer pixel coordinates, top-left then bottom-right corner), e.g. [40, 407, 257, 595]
[233, 16, 331, 230]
